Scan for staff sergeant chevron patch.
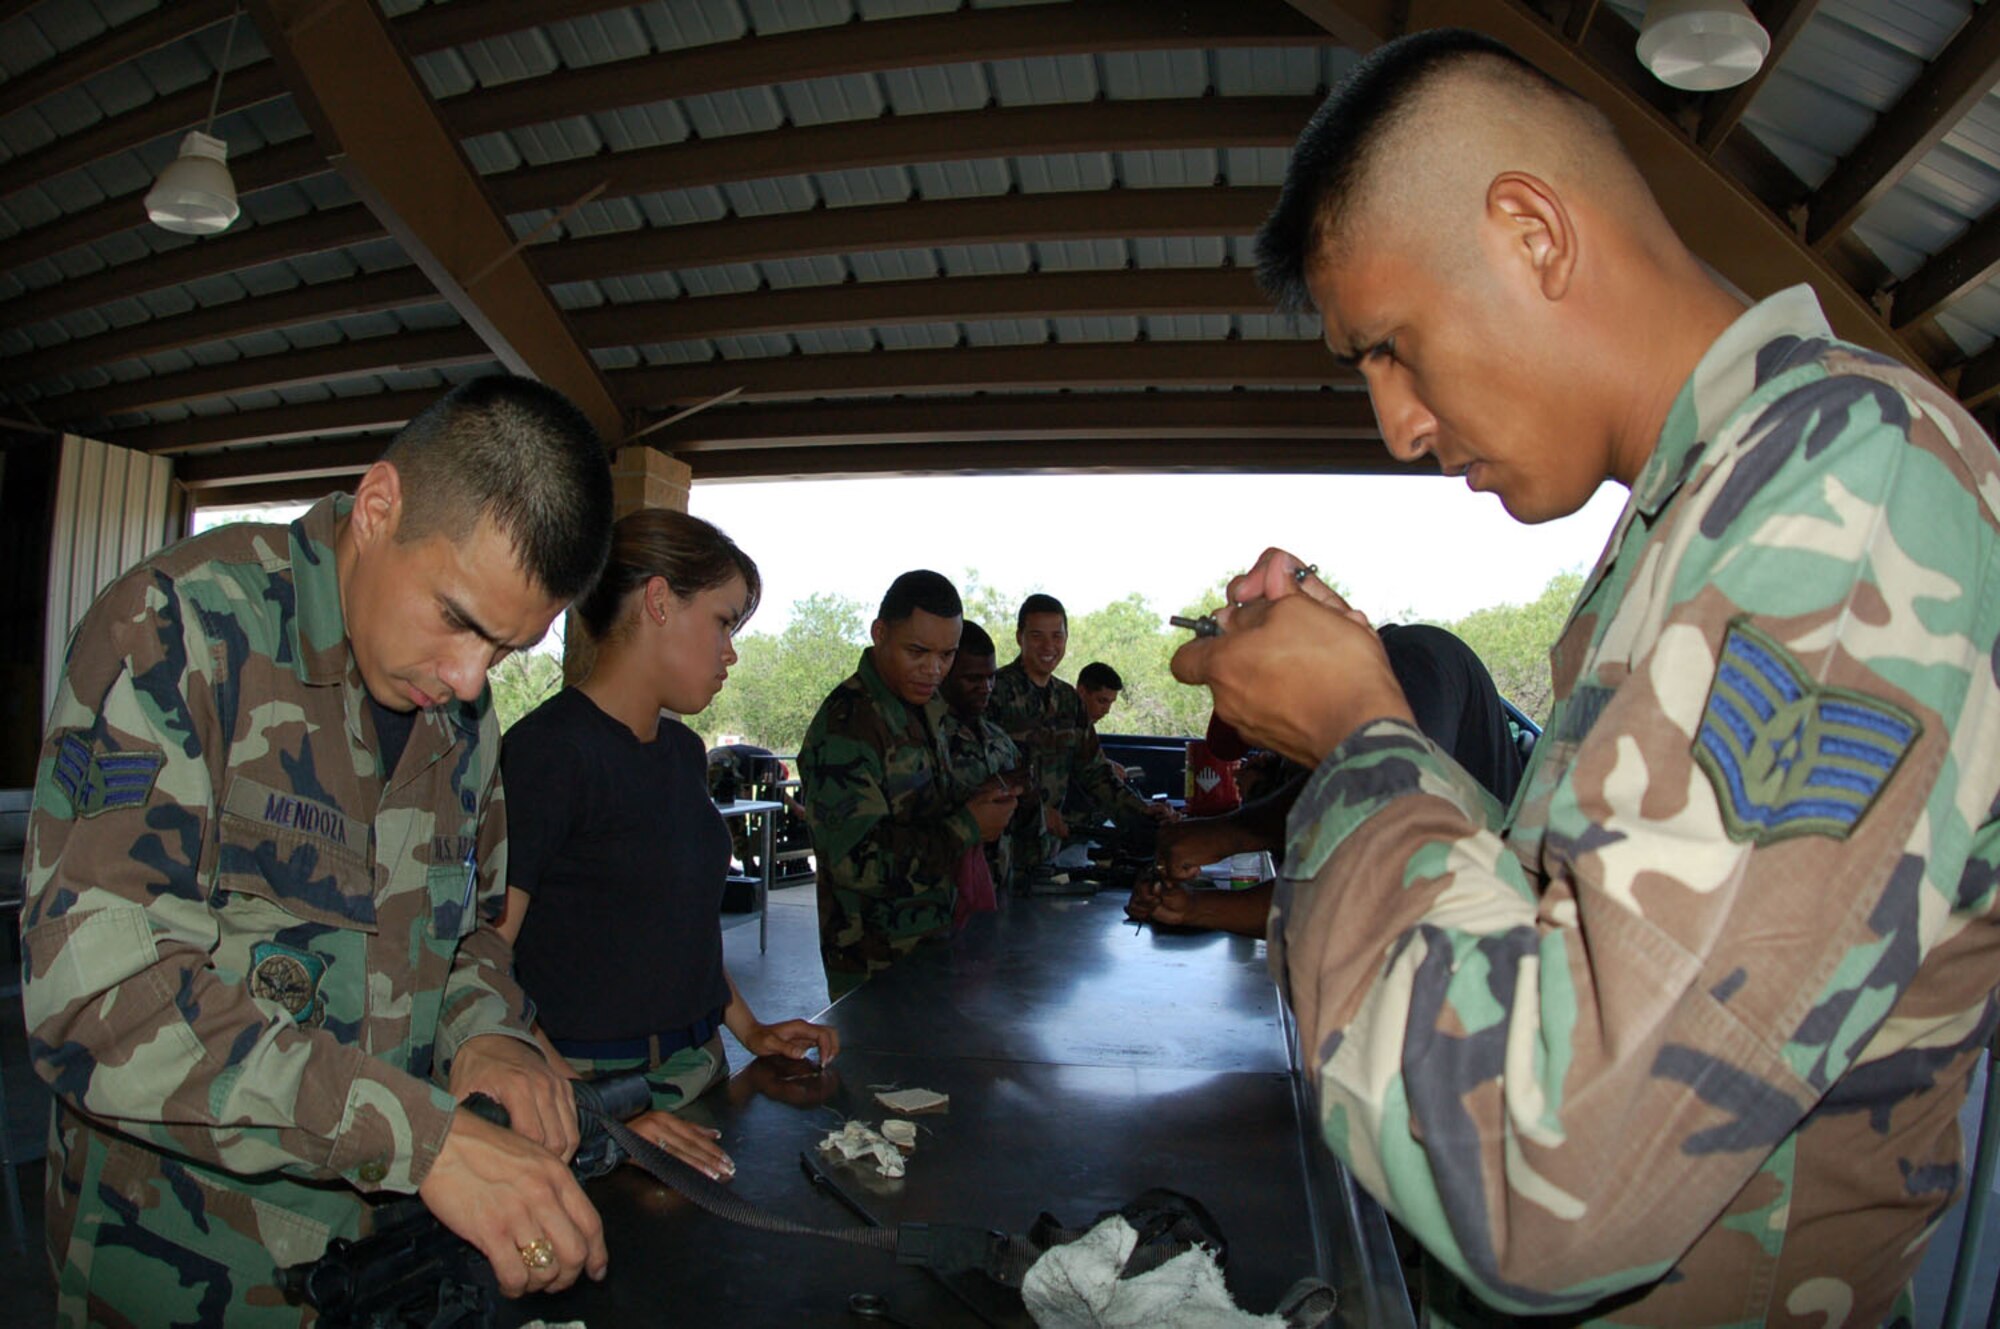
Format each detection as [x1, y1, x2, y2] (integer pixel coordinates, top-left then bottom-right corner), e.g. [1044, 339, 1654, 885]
[1693, 620, 1919, 845]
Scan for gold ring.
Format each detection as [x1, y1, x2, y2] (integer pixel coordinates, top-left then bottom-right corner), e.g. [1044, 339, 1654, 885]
[518, 1237, 557, 1271]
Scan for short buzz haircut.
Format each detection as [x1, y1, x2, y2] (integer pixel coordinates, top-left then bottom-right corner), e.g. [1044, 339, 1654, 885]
[1017, 593, 1066, 630]
[878, 569, 962, 625]
[1254, 29, 1580, 314]
[384, 375, 614, 600]
[957, 621, 997, 660]
[1078, 662, 1122, 693]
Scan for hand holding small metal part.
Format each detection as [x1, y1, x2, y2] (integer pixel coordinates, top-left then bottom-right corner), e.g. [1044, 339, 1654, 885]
[1168, 614, 1224, 638]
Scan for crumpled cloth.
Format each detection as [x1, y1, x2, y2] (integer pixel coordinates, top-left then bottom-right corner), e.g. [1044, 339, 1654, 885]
[817, 1120, 906, 1177]
[1021, 1215, 1284, 1328]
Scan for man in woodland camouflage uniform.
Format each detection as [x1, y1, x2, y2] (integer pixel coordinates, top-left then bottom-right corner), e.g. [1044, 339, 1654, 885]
[990, 594, 1168, 885]
[1174, 31, 2000, 1327]
[21, 377, 614, 1325]
[938, 621, 1027, 894]
[799, 571, 1016, 996]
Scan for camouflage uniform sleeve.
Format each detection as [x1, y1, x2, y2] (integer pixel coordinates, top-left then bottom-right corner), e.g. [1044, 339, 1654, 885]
[800, 701, 980, 899]
[1274, 372, 1991, 1313]
[1069, 711, 1150, 823]
[437, 733, 540, 1068]
[21, 570, 457, 1196]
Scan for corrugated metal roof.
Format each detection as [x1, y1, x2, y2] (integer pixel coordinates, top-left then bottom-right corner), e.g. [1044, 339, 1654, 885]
[0, 0, 1991, 486]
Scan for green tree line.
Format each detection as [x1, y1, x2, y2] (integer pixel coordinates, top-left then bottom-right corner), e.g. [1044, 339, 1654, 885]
[489, 567, 1589, 749]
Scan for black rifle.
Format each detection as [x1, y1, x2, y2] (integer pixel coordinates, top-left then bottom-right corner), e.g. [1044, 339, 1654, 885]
[279, 1072, 652, 1329]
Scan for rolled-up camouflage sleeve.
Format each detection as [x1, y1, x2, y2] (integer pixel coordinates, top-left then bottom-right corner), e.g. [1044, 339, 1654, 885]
[437, 753, 541, 1069]
[800, 714, 979, 899]
[1275, 371, 1999, 1313]
[21, 572, 457, 1195]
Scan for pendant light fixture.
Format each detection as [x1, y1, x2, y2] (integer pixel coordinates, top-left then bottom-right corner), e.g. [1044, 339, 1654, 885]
[1637, 0, 1771, 92]
[144, 5, 246, 235]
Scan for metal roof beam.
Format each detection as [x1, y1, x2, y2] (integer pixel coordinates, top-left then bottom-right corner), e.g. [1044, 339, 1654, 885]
[28, 327, 492, 422]
[573, 269, 1274, 347]
[1805, 1, 2000, 251]
[615, 340, 1352, 409]
[0, 269, 441, 387]
[444, 0, 1325, 140]
[534, 186, 1278, 286]
[250, 0, 626, 443]
[489, 96, 1318, 215]
[1696, 0, 1822, 152]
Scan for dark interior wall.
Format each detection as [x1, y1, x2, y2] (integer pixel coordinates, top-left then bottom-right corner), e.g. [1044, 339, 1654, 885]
[0, 427, 56, 788]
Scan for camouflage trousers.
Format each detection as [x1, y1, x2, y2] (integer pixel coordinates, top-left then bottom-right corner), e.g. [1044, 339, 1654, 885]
[49, 1106, 365, 1329]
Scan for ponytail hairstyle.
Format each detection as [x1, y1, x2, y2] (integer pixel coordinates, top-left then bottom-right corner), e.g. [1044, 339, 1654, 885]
[574, 509, 761, 643]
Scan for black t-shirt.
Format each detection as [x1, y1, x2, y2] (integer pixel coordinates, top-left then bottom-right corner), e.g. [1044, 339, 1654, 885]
[367, 696, 416, 781]
[502, 687, 733, 1040]
[1378, 623, 1525, 807]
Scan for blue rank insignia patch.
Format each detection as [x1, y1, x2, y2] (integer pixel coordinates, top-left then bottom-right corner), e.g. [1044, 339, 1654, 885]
[249, 942, 327, 1026]
[51, 733, 164, 819]
[1693, 620, 1919, 845]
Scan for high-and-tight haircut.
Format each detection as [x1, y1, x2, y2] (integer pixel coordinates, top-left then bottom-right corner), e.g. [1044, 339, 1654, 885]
[1078, 662, 1122, 692]
[1254, 29, 1586, 314]
[1017, 593, 1066, 630]
[573, 508, 761, 643]
[958, 621, 997, 660]
[878, 570, 962, 625]
[384, 375, 614, 601]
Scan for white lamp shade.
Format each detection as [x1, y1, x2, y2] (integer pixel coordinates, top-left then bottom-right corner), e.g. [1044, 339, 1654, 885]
[1637, 0, 1771, 92]
[145, 130, 240, 235]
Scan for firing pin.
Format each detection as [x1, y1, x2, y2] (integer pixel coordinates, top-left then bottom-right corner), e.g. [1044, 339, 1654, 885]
[1169, 614, 1223, 638]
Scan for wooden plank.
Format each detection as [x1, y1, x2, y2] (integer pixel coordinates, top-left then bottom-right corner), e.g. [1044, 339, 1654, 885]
[614, 340, 1354, 409]
[0, 268, 440, 386]
[444, 0, 1325, 139]
[572, 268, 1270, 347]
[28, 327, 491, 423]
[488, 96, 1318, 215]
[252, 0, 626, 442]
[532, 187, 1279, 286]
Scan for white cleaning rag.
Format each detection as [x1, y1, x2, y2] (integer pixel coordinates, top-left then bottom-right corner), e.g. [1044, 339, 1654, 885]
[1021, 1215, 1284, 1328]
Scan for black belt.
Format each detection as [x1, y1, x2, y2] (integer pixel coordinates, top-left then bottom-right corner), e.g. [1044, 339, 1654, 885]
[549, 1007, 724, 1062]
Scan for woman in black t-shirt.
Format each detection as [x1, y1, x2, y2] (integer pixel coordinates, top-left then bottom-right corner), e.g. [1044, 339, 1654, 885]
[499, 510, 838, 1181]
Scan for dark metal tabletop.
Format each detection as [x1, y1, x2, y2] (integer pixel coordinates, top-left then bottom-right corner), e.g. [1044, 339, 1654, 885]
[510, 896, 1411, 1328]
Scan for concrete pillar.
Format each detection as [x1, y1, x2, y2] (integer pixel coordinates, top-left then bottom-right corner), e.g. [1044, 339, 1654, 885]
[564, 446, 692, 684]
